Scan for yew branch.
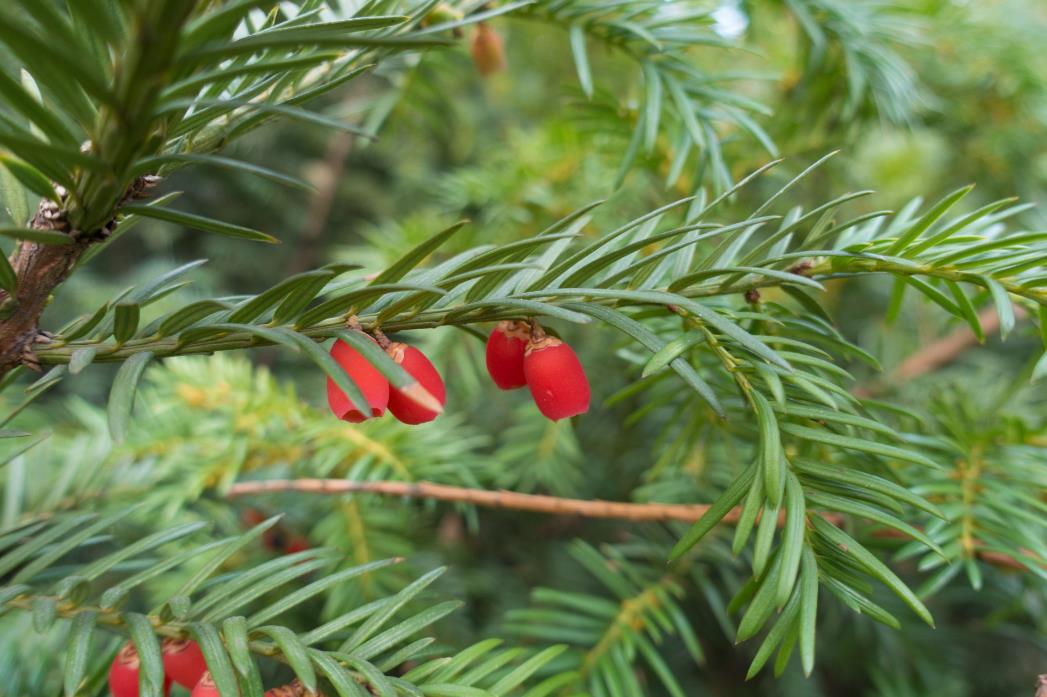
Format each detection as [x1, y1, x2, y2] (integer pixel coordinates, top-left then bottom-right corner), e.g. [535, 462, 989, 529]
[226, 478, 1039, 571]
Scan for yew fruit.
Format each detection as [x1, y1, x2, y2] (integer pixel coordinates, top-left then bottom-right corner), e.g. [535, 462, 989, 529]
[386, 343, 446, 424]
[326, 337, 389, 422]
[485, 321, 530, 390]
[523, 336, 590, 420]
[161, 638, 206, 689]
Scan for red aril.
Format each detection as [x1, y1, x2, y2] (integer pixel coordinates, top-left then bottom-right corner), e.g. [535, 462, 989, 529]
[386, 343, 445, 424]
[161, 638, 206, 688]
[523, 336, 590, 420]
[485, 321, 530, 390]
[326, 337, 389, 422]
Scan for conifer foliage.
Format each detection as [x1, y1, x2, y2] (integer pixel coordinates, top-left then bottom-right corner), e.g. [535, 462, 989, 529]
[0, 1, 1044, 695]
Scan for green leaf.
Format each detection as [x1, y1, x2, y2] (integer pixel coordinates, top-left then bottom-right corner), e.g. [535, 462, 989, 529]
[126, 613, 165, 697]
[452, 298, 592, 325]
[752, 391, 783, 506]
[945, 280, 984, 342]
[1033, 351, 1047, 383]
[113, 303, 140, 343]
[249, 558, 401, 628]
[798, 548, 818, 676]
[641, 333, 706, 377]
[736, 551, 785, 642]
[569, 26, 593, 99]
[120, 204, 278, 243]
[745, 589, 800, 679]
[12, 508, 133, 583]
[0, 227, 70, 244]
[641, 62, 662, 153]
[169, 517, 281, 601]
[101, 539, 228, 609]
[198, 554, 331, 621]
[107, 352, 154, 442]
[312, 650, 369, 697]
[67, 346, 97, 374]
[732, 473, 764, 555]
[353, 600, 462, 660]
[340, 567, 446, 652]
[805, 490, 942, 554]
[792, 459, 944, 518]
[811, 516, 934, 627]
[886, 185, 974, 255]
[781, 424, 939, 468]
[136, 152, 313, 190]
[370, 221, 466, 286]
[64, 610, 97, 697]
[0, 156, 59, 201]
[255, 626, 317, 692]
[223, 616, 265, 697]
[0, 159, 29, 226]
[184, 21, 438, 63]
[670, 465, 755, 560]
[191, 622, 240, 697]
[985, 279, 1015, 340]
[489, 645, 568, 696]
[157, 299, 229, 336]
[338, 656, 394, 697]
[79, 522, 207, 582]
[775, 474, 806, 607]
[228, 270, 335, 324]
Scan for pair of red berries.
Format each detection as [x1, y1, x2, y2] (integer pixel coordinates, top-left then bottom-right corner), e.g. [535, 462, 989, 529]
[326, 337, 446, 425]
[485, 320, 590, 420]
[109, 640, 206, 697]
[110, 642, 317, 697]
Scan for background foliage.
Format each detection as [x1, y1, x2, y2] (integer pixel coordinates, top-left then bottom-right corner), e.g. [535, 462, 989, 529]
[0, 1, 1045, 696]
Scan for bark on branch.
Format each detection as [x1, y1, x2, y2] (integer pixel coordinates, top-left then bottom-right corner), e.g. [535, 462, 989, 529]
[0, 177, 159, 378]
[0, 197, 92, 375]
[227, 478, 1040, 571]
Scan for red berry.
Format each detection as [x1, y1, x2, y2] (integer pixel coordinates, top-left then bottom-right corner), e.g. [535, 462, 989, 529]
[523, 336, 590, 420]
[109, 643, 172, 697]
[470, 22, 506, 76]
[485, 321, 530, 390]
[191, 672, 222, 697]
[162, 638, 207, 689]
[326, 337, 390, 422]
[386, 343, 446, 424]
[285, 534, 311, 555]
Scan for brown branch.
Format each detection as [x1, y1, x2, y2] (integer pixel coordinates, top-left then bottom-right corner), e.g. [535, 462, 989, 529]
[853, 306, 1025, 398]
[228, 478, 741, 523]
[0, 198, 92, 375]
[227, 478, 1041, 571]
[292, 130, 354, 274]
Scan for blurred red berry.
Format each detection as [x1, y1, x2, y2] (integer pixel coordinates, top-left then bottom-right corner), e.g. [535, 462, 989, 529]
[326, 337, 389, 422]
[285, 534, 311, 555]
[386, 343, 446, 424]
[470, 23, 506, 76]
[485, 321, 530, 390]
[524, 336, 590, 420]
[161, 639, 206, 689]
